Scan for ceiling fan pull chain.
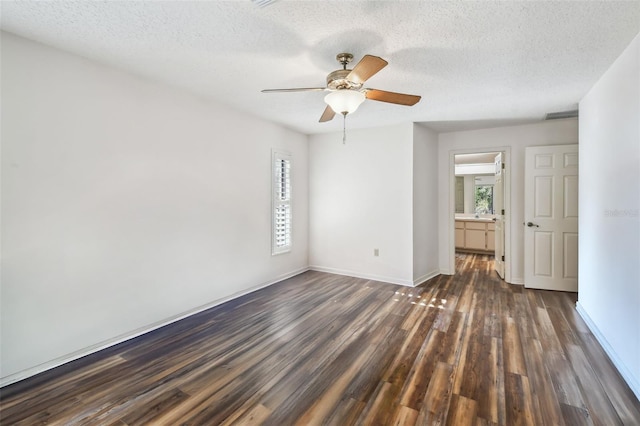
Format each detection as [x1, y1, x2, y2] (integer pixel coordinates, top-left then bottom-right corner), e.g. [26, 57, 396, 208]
[343, 113, 347, 144]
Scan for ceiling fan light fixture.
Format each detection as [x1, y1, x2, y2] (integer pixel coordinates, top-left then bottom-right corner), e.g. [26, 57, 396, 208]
[324, 90, 366, 115]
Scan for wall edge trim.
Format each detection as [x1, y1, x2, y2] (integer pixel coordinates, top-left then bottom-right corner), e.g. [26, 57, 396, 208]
[309, 265, 414, 287]
[0, 266, 310, 388]
[413, 270, 440, 286]
[576, 301, 640, 400]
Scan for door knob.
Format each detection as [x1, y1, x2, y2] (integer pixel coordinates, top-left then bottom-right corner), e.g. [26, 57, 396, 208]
[526, 222, 539, 228]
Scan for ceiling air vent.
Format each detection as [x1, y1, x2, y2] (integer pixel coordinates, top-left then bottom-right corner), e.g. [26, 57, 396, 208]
[251, 0, 278, 7]
[545, 110, 578, 120]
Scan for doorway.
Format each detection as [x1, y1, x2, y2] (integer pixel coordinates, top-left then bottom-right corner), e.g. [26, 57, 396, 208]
[449, 148, 511, 281]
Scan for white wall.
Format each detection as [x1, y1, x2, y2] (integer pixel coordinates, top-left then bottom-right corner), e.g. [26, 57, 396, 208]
[413, 124, 440, 284]
[0, 32, 309, 384]
[437, 119, 578, 281]
[309, 123, 414, 286]
[578, 32, 640, 398]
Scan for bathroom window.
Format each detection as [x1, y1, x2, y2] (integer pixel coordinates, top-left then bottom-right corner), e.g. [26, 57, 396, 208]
[475, 184, 494, 214]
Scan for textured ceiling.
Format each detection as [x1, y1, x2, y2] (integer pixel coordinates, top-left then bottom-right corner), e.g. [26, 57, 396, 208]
[1, 1, 639, 135]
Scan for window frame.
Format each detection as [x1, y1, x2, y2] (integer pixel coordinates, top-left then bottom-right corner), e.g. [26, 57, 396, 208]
[271, 150, 292, 255]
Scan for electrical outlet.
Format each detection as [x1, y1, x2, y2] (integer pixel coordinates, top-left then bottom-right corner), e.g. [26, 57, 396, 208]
[374, 248, 379, 257]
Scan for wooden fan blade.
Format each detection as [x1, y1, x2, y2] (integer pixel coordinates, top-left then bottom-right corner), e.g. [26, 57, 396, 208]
[347, 55, 388, 84]
[261, 87, 326, 93]
[319, 105, 336, 122]
[365, 89, 421, 106]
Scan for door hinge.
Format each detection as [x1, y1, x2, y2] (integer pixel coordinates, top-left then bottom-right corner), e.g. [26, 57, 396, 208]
[501, 255, 505, 261]
[502, 162, 505, 169]
[502, 209, 505, 215]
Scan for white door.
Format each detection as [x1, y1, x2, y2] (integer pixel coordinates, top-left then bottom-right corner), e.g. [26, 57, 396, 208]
[524, 145, 578, 291]
[494, 152, 505, 279]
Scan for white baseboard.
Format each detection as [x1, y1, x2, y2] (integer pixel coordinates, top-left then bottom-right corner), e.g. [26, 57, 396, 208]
[509, 277, 524, 285]
[0, 267, 309, 388]
[413, 270, 440, 286]
[309, 265, 414, 287]
[576, 302, 640, 401]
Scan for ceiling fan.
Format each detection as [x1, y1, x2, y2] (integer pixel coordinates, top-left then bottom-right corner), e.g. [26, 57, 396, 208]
[262, 53, 421, 123]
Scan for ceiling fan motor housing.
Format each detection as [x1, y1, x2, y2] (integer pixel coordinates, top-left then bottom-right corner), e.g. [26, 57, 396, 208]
[326, 69, 363, 91]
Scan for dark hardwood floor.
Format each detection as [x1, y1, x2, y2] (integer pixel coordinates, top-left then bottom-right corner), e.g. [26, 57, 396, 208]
[1, 254, 639, 425]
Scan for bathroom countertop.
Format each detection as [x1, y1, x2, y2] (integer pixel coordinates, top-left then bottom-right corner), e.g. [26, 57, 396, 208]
[455, 216, 496, 222]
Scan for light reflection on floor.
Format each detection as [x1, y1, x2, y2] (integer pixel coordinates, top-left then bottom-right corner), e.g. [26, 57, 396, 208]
[392, 290, 447, 309]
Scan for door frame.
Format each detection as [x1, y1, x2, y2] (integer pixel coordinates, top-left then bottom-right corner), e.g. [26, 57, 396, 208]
[448, 147, 512, 282]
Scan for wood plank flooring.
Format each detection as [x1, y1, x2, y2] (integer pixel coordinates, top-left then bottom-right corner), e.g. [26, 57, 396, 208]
[1, 254, 639, 425]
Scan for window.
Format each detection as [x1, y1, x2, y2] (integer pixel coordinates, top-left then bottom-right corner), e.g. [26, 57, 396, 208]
[475, 184, 494, 214]
[272, 151, 291, 254]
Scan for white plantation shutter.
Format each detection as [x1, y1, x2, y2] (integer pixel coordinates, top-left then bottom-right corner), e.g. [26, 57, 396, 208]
[272, 151, 292, 254]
